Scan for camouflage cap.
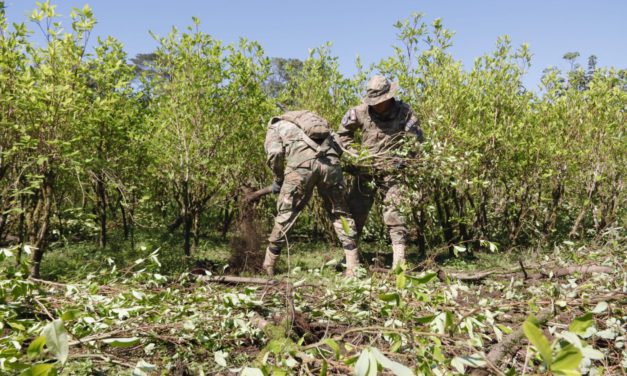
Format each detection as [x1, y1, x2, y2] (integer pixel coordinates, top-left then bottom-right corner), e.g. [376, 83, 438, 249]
[363, 75, 399, 106]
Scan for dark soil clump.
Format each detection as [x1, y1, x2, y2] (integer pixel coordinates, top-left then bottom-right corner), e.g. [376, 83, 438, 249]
[228, 186, 266, 274]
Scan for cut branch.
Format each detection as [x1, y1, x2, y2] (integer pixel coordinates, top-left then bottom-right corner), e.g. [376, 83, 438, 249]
[486, 308, 554, 368]
[439, 264, 615, 282]
[539, 265, 614, 278]
[486, 293, 626, 370]
[193, 273, 279, 286]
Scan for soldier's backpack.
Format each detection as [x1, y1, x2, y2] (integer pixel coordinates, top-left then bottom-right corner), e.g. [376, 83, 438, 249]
[276, 110, 331, 143]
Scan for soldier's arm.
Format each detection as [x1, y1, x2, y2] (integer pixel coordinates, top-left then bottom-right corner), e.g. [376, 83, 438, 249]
[336, 108, 362, 149]
[264, 122, 285, 183]
[404, 109, 424, 143]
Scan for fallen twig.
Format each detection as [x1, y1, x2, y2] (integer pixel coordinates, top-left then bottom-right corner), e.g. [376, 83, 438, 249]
[30, 277, 69, 288]
[33, 297, 54, 320]
[486, 307, 554, 369]
[70, 353, 134, 368]
[485, 293, 626, 370]
[69, 323, 183, 346]
[439, 263, 615, 283]
[368, 266, 392, 274]
[519, 259, 528, 280]
[197, 274, 279, 285]
[539, 265, 614, 278]
[438, 269, 506, 282]
[295, 351, 353, 374]
[302, 326, 448, 351]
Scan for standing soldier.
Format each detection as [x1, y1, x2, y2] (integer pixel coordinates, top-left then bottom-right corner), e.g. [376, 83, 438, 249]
[262, 110, 360, 276]
[337, 75, 423, 268]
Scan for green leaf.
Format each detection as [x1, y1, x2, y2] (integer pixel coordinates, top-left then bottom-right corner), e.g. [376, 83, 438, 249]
[415, 315, 435, 324]
[319, 359, 328, 376]
[551, 344, 582, 375]
[580, 346, 604, 361]
[0, 247, 13, 261]
[379, 292, 400, 306]
[568, 313, 593, 335]
[444, 311, 455, 333]
[132, 359, 156, 376]
[522, 316, 552, 365]
[6, 361, 30, 372]
[487, 241, 498, 252]
[60, 309, 81, 321]
[102, 337, 140, 347]
[451, 357, 466, 374]
[240, 367, 264, 376]
[27, 336, 46, 358]
[36, 156, 47, 166]
[453, 245, 466, 256]
[323, 338, 340, 360]
[450, 354, 487, 375]
[591, 301, 608, 314]
[396, 272, 406, 289]
[20, 363, 56, 376]
[390, 336, 402, 353]
[214, 350, 228, 367]
[354, 348, 380, 376]
[273, 365, 289, 375]
[407, 272, 437, 285]
[340, 216, 351, 236]
[496, 323, 513, 334]
[42, 319, 69, 365]
[8, 321, 26, 331]
[370, 347, 413, 376]
[550, 370, 580, 376]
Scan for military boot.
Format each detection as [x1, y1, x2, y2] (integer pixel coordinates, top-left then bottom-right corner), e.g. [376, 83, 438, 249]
[344, 248, 360, 277]
[392, 244, 406, 269]
[262, 247, 278, 277]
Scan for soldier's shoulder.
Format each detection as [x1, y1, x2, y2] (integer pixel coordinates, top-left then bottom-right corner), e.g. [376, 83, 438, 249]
[397, 101, 417, 119]
[268, 117, 293, 130]
[397, 100, 414, 112]
[339, 104, 366, 127]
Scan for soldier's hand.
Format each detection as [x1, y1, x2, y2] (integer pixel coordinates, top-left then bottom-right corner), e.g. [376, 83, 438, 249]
[271, 180, 282, 194]
[343, 163, 364, 176]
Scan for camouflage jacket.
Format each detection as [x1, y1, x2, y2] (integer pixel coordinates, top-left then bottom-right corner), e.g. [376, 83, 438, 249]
[336, 100, 423, 156]
[264, 111, 342, 183]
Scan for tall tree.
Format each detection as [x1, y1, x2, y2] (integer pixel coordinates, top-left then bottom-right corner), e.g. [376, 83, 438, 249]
[265, 57, 303, 99]
[0, 12, 30, 243]
[148, 20, 273, 255]
[77, 37, 143, 248]
[18, 2, 95, 276]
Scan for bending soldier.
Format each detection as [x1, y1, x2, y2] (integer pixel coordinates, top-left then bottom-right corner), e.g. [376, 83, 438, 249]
[337, 75, 423, 268]
[262, 110, 360, 276]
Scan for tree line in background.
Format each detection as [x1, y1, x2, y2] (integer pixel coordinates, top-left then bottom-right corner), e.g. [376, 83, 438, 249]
[0, 2, 625, 277]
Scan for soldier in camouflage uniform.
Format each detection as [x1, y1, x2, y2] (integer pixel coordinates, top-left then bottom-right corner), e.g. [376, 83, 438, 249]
[262, 110, 360, 276]
[337, 75, 423, 268]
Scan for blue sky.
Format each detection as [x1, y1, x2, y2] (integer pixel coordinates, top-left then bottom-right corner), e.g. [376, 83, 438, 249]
[4, 1, 626, 91]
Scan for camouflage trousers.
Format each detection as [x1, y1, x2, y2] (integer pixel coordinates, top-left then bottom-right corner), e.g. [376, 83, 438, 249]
[268, 157, 357, 253]
[347, 173, 408, 246]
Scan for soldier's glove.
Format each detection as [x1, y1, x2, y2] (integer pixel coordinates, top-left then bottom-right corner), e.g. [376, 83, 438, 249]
[271, 180, 282, 194]
[343, 164, 359, 176]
